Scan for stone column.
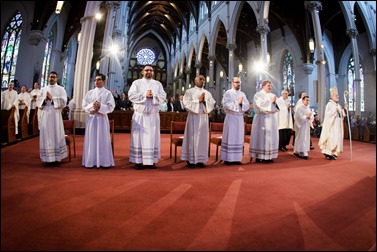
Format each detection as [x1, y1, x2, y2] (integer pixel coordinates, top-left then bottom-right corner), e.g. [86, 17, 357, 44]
[185, 67, 191, 90]
[227, 43, 237, 79]
[72, 1, 101, 128]
[305, 1, 326, 121]
[208, 54, 216, 97]
[256, 23, 270, 81]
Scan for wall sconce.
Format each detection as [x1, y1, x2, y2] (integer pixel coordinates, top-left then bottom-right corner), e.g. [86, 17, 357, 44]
[309, 38, 315, 53]
[220, 70, 224, 78]
[96, 61, 100, 71]
[55, 1, 64, 14]
[267, 53, 270, 64]
[206, 76, 210, 84]
[238, 63, 243, 73]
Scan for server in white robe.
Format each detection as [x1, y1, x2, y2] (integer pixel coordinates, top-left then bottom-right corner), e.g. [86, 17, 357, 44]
[180, 75, 216, 168]
[220, 77, 250, 165]
[293, 96, 313, 159]
[128, 65, 167, 169]
[82, 73, 115, 168]
[29, 82, 40, 109]
[249, 80, 279, 163]
[318, 87, 347, 160]
[1, 82, 19, 134]
[18, 85, 31, 123]
[36, 71, 68, 165]
[276, 89, 293, 151]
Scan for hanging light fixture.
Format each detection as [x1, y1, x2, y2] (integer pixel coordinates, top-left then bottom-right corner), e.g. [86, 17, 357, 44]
[55, 1, 65, 14]
[96, 61, 100, 71]
[238, 63, 243, 73]
[309, 38, 315, 53]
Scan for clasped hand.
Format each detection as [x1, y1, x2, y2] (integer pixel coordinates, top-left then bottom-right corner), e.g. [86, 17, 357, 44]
[93, 101, 101, 111]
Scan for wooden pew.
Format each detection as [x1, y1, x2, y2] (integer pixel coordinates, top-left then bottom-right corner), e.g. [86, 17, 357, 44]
[28, 108, 39, 136]
[18, 108, 29, 139]
[344, 122, 349, 139]
[1, 107, 17, 144]
[352, 125, 359, 141]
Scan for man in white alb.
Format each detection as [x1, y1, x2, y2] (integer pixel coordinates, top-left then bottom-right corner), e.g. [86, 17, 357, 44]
[1, 82, 19, 134]
[220, 77, 250, 165]
[29, 82, 40, 109]
[249, 80, 279, 163]
[276, 89, 293, 151]
[82, 73, 115, 168]
[18, 85, 31, 123]
[128, 65, 167, 170]
[180, 75, 216, 168]
[293, 95, 313, 159]
[36, 71, 67, 166]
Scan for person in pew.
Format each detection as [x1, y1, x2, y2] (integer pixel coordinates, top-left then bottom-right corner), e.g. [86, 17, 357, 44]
[36, 71, 67, 166]
[18, 85, 31, 123]
[29, 82, 40, 109]
[180, 75, 216, 168]
[167, 96, 175, 112]
[249, 80, 279, 163]
[128, 65, 167, 170]
[174, 94, 186, 112]
[318, 87, 348, 160]
[82, 73, 115, 169]
[220, 77, 250, 165]
[1, 81, 19, 135]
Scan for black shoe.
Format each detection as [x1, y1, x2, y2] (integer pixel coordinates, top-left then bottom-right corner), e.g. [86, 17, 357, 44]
[310, 146, 315, 150]
[149, 164, 157, 169]
[282, 147, 288, 151]
[256, 158, 263, 163]
[294, 153, 301, 158]
[196, 162, 206, 168]
[84, 166, 94, 169]
[187, 163, 196, 168]
[232, 161, 243, 165]
[224, 161, 231, 166]
[279, 147, 288, 152]
[325, 155, 331, 160]
[134, 163, 143, 170]
[302, 156, 309, 160]
[264, 159, 273, 163]
[331, 155, 337, 160]
[46, 161, 58, 167]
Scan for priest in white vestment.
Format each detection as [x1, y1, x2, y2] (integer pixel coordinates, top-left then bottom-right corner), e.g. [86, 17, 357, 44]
[29, 82, 40, 109]
[128, 65, 167, 169]
[1, 82, 19, 134]
[220, 77, 250, 165]
[293, 95, 313, 159]
[36, 71, 68, 165]
[180, 75, 216, 168]
[18, 85, 31, 123]
[249, 80, 279, 163]
[82, 73, 115, 168]
[276, 89, 293, 151]
[318, 87, 347, 160]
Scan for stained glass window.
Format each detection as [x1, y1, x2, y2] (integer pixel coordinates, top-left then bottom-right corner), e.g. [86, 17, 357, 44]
[41, 30, 54, 87]
[1, 11, 22, 88]
[282, 50, 295, 105]
[347, 57, 364, 112]
[136, 48, 155, 65]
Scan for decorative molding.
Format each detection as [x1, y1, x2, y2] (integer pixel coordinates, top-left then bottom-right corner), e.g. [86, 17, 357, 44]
[346, 28, 359, 38]
[302, 63, 315, 75]
[28, 30, 44, 46]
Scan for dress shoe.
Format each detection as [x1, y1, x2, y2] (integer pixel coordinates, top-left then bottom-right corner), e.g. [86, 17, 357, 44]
[187, 163, 196, 168]
[294, 153, 301, 158]
[282, 147, 288, 151]
[310, 146, 315, 150]
[232, 161, 243, 165]
[302, 156, 309, 160]
[264, 159, 273, 163]
[196, 162, 206, 168]
[148, 164, 157, 169]
[325, 155, 332, 160]
[224, 161, 231, 166]
[134, 163, 143, 170]
[279, 147, 288, 152]
[256, 158, 263, 163]
[331, 155, 337, 160]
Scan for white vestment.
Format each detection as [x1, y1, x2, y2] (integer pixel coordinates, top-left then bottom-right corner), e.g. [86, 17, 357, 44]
[82, 87, 115, 167]
[293, 104, 314, 156]
[220, 89, 250, 162]
[36, 84, 68, 162]
[128, 78, 167, 165]
[18, 91, 31, 123]
[276, 96, 293, 130]
[30, 88, 40, 109]
[180, 86, 216, 163]
[318, 99, 345, 156]
[249, 90, 279, 160]
[1, 89, 19, 134]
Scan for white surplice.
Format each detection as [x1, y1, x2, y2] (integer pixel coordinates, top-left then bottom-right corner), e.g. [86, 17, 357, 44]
[82, 87, 115, 168]
[36, 84, 68, 162]
[293, 104, 314, 156]
[249, 90, 279, 160]
[18, 91, 31, 123]
[180, 86, 216, 164]
[30, 88, 40, 109]
[220, 88, 250, 162]
[128, 78, 167, 165]
[276, 96, 293, 130]
[318, 99, 346, 156]
[1, 89, 19, 134]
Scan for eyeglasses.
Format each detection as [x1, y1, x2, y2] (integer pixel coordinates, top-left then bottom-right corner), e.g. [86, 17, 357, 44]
[49, 76, 57, 79]
[94, 78, 103, 81]
[144, 69, 154, 72]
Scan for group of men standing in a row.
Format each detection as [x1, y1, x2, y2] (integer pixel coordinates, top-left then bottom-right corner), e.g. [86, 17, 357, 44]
[19, 64, 346, 168]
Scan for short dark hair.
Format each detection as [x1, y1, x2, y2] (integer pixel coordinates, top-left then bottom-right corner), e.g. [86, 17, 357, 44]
[49, 71, 58, 78]
[303, 95, 309, 100]
[96, 73, 106, 81]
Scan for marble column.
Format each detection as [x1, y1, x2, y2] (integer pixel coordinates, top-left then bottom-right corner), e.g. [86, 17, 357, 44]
[346, 28, 361, 115]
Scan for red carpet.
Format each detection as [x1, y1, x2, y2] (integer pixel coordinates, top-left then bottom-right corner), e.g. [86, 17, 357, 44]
[1, 134, 376, 251]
